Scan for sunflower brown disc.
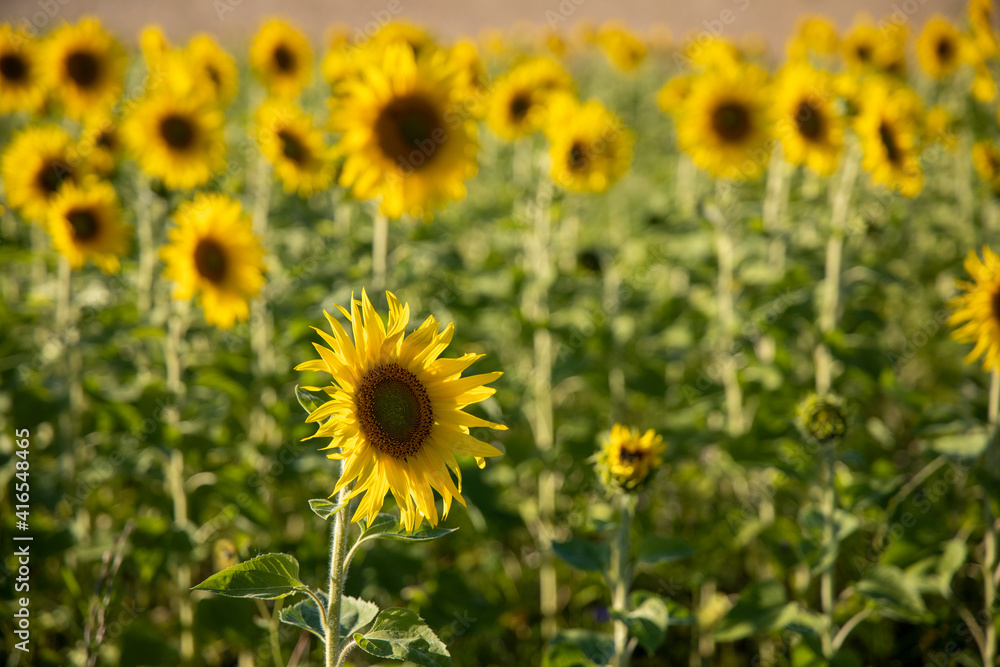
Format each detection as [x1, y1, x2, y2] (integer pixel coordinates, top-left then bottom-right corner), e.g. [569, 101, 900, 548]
[794, 100, 824, 141]
[509, 93, 531, 121]
[278, 129, 307, 165]
[568, 141, 591, 172]
[878, 121, 901, 165]
[160, 114, 197, 150]
[66, 50, 100, 88]
[273, 44, 295, 73]
[0, 54, 27, 82]
[67, 208, 100, 242]
[194, 238, 228, 283]
[375, 94, 447, 168]
[356, 362, 434, 460]
[712, 102, 751, 142]
[36, 160, 72, 194]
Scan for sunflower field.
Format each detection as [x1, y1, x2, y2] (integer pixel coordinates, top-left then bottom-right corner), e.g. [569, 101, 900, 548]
[5, 3, 1000, 666]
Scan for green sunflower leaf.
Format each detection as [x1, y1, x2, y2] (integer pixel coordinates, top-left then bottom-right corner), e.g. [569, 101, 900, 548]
[279, 592, 327, 640]
[279, 594, 379, 645]
[192, 553, 308, 600]
[553, 538, 611, 572]
[358, 513, 458, 543]
[295, 385, 326, 415]
[353, 608, 451, 667]
[309, 498, 346, 521]
[545, 629, 614, 666]
[637, 536, 696, 564]
[608, 591, 669, 654]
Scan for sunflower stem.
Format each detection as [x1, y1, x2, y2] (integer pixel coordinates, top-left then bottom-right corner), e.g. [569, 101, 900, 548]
[818, 438, 837, 658]
[136, 172, 156, 319]
[610, 494, 634, 667]
[980, 369, 1000, 666]
[713, 207, 744, 437]
[250, 153, 275, 446]
[762, 145, 787, 272]
[56, 256, 78, 480]
[372, 209, 389, 291]
[325, 478, 351, 667]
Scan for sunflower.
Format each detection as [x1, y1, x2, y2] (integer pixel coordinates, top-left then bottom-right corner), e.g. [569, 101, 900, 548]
[915, 16, 965, 78]
[445, 40, 488, 119]
[80, 114, 122, 177]
[595, 424, 665, 491]
[296, 289, 506, 533]
[331, 42, 478, 219]
[840, 22, 880, 72]
[786, 16, 838, 61]
[682, 37, 742, 72]
[0, 25, 48, 113]
[656, 74, 692, 115]
[123, 94, 225, 190]
[595, 22, 647, 72]
[926, 106, 957, 150]
[486, 57, 573, 141]
[1, 126, 80, 223]
[677, 63, 772, 179]
[973, 140, 1000, 191]
[47, 181, 129, 273]
[969, 0, 1000, 59]
[160, 194, 265, 329]
[772, 63, 843, 176]
[855, 80, 924, 197]
[44, 18, 125, 119]
[186, 34, 239, 105]
[366, 22, 436, 58]
[949, 246, 1000, 371]
[973, 56, 998, 102]
[874, 23, 908, 76]
[545, 96, 634, 193]
[250, 19, 313, 98]
[256, 100, 336, 197]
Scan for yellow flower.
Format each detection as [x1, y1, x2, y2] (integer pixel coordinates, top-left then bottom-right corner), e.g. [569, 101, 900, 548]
[841, 21, 880, 72]
[973, 56, 998, 101]
[44, 18, 125, 119]
[973, 141, 1000, 190]
[657, 75, 692, 116]
[79, 114, 122, 177]
[123, 94, 226, 190]
[296, 289, 506, 533]
[250, 19, 313, 98]
[331, 42, 478, 219]
[925, 106, 957, 150]
[786, 16, 838, 61]
[677, 63, 772, 179]
[1, 125, 80, 223]
[855, 79, 924, 197]
[47, 181, 129, 273]
[875, 23, 908, 76]
[596, 22, 647, 72]
[366, 22, 435, 58]
[160, 194, 265, 329]
[772, 63, 843, 176]
[545, 96, 634, 193]
[596, 424, 665, 491]
[917, 16, 966, 78]
[187, 34, 239, 105]
[0, 25, 48, 113]
[796, 394, 848, 443]
[969, 0, 1000, 59]
[445, 40, 488, 119]
[255, 99, 336, 197]
[486, 57, 573, 141]
[949, 246, 1000, 371]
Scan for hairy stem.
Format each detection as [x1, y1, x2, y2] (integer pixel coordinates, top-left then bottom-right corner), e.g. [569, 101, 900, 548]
[372, 209, 389, 292]
[611, 495, 634, 667]
[325, 479, 351, 667]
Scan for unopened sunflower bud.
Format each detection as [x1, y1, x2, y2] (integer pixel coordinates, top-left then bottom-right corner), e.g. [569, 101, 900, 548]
[796, 393, 847, 443]
[595, 424, 666, 492]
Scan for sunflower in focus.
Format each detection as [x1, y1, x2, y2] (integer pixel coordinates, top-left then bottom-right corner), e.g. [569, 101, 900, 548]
[123, 94, 225, 190]
[773, 63, 843, 176]
[1, 126, 80, 223]
[786, 16, 838, 61]
[595, 424, 665, 491]
[677, 64, 772, 179]
[250, 19, 313, 98]
[917, 16, 966, 78]
[949, 246, 1000, 371]
[47, 181, 129, 273]
[595, 23, 647, 72]
[161, 194, 265, 329]
[331, 42, 478, 219]
[487, 57, 573, 141]
[0, 25, 48, 113]
[256, 100, 336, 197]
[296, 289, 506, 533]
[855, 80, 924, 197]
[973, 141, 1000, 191]
[545, 96, 634, 193]
[44, 18, 125, 119]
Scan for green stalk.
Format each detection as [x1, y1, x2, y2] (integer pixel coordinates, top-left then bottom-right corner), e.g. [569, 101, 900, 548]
[372, 209, 389, 291]
[611, 495, 634, 667]
[715, 223, 744, 437]
[136, 173, 156, 319]
[819, 439, 837, 658]
[981, 369, 999, 666]
[325, 480, 351, 667]
[250, 154, 275, 446]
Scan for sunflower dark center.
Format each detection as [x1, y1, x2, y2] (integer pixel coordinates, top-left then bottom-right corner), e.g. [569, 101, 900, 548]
[193, 238, 228, 283]
[356, 362, 434, 460]
[794, 100, 824, 141]
[67, 208, 99, 242]
[35, 160, 72, 194]
[96, 129, 116, 149]
[510, 93, 531, 121]
[711, 102, 751, 142]
[878, 121, 901, 165]
[66, 50, 100, 88]
[273, 44, 295, 72]
[568, 140, 590, 172]
[206, 64, 222, 88]
[619, 446, 646, 463]
[159, 114, 196, 150]
[936, 37, 955, 62]
[278, 129, 307, 165]
[0, 53, 27, 82]
[375, 94, 447, 168]
[856, 44, 872, 62]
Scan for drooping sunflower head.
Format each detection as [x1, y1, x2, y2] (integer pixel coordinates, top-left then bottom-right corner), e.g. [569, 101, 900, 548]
[786, 15, 839, 61]
[1, 125, 80, 223]
[296, 289, 506, 533]
[160, 194, 265, 329]
[917, 16, 967, 78]
[949, 246, 1000, 371]
[545, 96, 635, 193]
[250, 19, 313, 98]
[973, 141, 1000, 192]
[0, 25, 48, 114]
[47, 180, 129, 273]
[855, 79, 924, 197]
[595, 22, 647, 72]
[256, 99, 336, 197]
[795, 394, 848, 444]
[331, 42, 477, 219]
[487, 57, 573, 141]
[44, 18, 125, 119]
[595, 424, 665, 492]
[773, 63, 843, 176]
[123, 93, 226, 191]
[677, 63, 772, 180]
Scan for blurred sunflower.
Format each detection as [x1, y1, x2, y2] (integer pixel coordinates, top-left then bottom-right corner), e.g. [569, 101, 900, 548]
[44, 18, 125, 119]
[1, 125, 80, 223]
[840, 22, 880, 72]
[855, 80, 924, 197]
[875, 23, 908, 76]
[683, 37, 742, 72]
[949, 246, 1000, 371]
[973, 56, 998, 102]
[917, 16, 966, 79]
[545, 96, 634, 193]
[256, 100, 336, 197]
[161, 194, 265, 329]
[973, 140, 1000, 191]
[486, 57, 573, 140]
[656, 74, 692, 115]
[773, 63, 843, 176]
[786, 16, 838, 61]
[367, 22, 435, 58]
[969, 0, 1000, 59]
[295, 289, 506, 533]
[0, 25, 48, 113]
[595, 22, 647, 72]
[445, 40, 488, 119]
[331, 42, 478, 219]
[595, 424, 665, 491]
[80, 114, 122, 177]
[677, 63, 772, 179]
[250, 19, 313, 98]
[123, 94, 225, 190]
[187, 34, 239, 105]
[925, 106, 957, 150]
[47, 181, 129, 273]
